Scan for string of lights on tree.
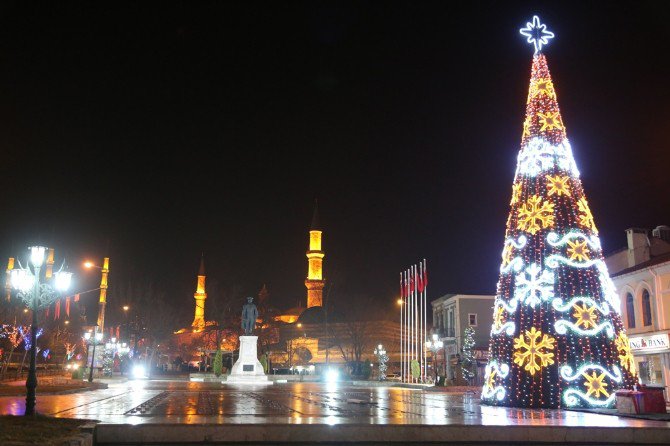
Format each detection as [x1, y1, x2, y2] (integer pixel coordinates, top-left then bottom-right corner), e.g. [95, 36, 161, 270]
[481, 16, 637, 409]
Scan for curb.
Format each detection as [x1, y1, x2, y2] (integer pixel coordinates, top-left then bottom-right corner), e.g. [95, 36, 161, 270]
[95, 423, 670, 444]
[58, 422, 96, 446]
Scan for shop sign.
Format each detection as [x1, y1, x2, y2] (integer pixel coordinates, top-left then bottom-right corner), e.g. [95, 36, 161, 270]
[473, 349, 489, 360]
[629, 333, 670, 352]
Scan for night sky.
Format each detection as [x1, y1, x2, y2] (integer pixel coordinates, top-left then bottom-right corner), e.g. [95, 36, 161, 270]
[1, 2, 668, 324]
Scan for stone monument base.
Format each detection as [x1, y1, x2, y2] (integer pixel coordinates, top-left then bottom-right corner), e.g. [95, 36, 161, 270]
[225, 335, 272, 385]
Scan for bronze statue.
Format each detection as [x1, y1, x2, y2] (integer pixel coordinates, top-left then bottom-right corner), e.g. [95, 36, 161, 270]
[241, 296, 258, 335]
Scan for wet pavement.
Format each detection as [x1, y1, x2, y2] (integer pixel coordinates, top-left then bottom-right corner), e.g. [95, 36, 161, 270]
[0, 379, 668, 430]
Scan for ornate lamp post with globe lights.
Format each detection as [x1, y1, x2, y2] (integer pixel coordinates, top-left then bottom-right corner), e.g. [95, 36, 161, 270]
[84, 327, 103, 382]
[426, 333, 444, 383]
[373, 344, 388, 381]
[10, 246, 72, 416]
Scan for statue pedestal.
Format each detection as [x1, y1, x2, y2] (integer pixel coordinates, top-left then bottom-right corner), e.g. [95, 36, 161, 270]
[225, 335, 271, 385]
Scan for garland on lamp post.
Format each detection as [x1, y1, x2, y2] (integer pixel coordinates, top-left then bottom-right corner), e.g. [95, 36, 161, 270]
[374, 344, 388, 381]
[10, 246, 72, 416]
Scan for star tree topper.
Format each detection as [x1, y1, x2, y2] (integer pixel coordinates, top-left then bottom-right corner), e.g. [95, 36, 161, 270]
[520, 15, 555, 53]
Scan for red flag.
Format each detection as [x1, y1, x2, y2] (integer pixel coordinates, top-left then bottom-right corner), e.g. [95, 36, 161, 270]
[54, 300, 61, 320]
[74, 293, 80, 302]
[116, 326, 120, 339]
[417, 272, 425, 293]
[423, 262, 428, 288]
[409, 274, 415, 293]
[65, 297, 71, 317]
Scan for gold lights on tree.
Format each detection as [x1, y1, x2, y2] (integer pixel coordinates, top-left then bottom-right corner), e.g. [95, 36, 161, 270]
[546, 175, 571, 197]
[572, 303, 598, 329]
[516, 195, 555, 235]
[510, 182, 523, 205]
[615, 333, 636, 374]
[566, 239, 591, 262]
[537, 111, 563, 132]
[582, 371, 610, 399]
[577, 197, 598, 233]
[513, 327, 556, 376]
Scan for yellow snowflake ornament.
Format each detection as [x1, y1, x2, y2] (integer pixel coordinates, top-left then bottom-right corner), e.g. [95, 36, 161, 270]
[510, 182, 522, 205]
[493, 306, 505, 332]
[582, 371, 610, 399]
[577, 197, 598, 233]
[513, 327, 555, 376]
[522, 117, 532, 138]
[528, 78, 556, 102]
[567, 239, 591, 262]
[546, 175, 571, 197]
[537, 111, 563, 132]
[517, 195, 555, 235]
[615, 332, 636, 374]
[486, 368, 497, 390]
[572, 303, 597, 329]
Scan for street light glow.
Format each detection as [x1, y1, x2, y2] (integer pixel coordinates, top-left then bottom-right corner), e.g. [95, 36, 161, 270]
[54, 271, 73, 291]
[29, 246, 47, 267]
[83, 261, 95, 268]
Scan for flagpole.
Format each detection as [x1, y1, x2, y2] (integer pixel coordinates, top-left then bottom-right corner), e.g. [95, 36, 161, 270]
[415, 264, 419, 383]
[409, 266, 413, 383]
[405, 269, 410, 383]
[399, 272, 403, 383]
[403, 269, 407, 383]
[419, 260, 424, 382]
[423, 258, 427, 383]
[411, 264, 415, 383]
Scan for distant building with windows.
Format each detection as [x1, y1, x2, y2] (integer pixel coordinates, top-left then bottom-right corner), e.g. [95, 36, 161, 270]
[605, 226, 670, 397]
[430, 293, 494, 383]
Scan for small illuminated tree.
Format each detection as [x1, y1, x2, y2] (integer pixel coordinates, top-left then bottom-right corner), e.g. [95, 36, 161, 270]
[461, 327, 475, 384]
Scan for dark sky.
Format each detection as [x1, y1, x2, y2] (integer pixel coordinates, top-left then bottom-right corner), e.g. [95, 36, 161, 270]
[1, 1, 668, 322]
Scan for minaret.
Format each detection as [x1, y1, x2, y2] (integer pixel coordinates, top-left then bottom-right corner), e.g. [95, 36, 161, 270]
[305, 200, 325, 308]
[191, 255, 207, 332]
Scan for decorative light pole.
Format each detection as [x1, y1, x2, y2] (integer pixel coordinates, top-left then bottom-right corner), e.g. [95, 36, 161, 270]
[10, 246, 72, 416]
[84, 327, 103, 382]
[425, 333, 444, 383]
[374, 344, 388, 381]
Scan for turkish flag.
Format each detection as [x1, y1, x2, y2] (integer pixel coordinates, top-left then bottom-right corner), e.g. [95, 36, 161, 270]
[409, 275, 415, 293]
[423, 262, 428, 288]
[54, 300, 61, 320]
[417, 272, 425, 293]
[65, 297, 71, 317]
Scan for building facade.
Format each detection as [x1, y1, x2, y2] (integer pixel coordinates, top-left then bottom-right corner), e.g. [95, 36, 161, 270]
[430, 293, 495, 383]
[606, 226, 670, 396]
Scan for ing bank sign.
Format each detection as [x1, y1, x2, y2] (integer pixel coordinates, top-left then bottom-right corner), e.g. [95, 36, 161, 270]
[629, 333, 670, 352]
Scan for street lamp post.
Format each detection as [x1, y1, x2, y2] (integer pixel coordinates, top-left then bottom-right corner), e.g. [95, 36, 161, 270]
[122, 305, 130, 344]
[373, 344, 388, 381]
[10, 246, 72, 416]
[84, 327, 103, 382]
[425, 333, 444, 384]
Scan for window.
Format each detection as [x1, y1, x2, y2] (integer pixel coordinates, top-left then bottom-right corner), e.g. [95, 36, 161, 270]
[468, 313, 477, 327]
[642, 289, 652, 326]
[626, 293, 635, 328]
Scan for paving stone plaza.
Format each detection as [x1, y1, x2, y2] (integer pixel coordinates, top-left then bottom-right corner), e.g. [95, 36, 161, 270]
[1, 380, 669, 444]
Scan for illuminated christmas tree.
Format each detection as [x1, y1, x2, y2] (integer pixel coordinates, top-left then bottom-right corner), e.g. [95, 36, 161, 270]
[481, 16, 637, 409]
